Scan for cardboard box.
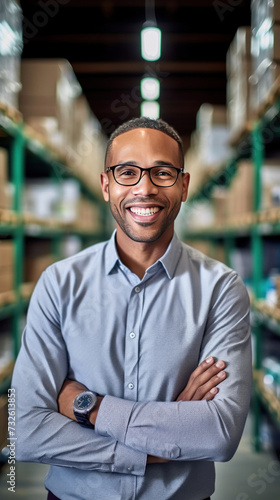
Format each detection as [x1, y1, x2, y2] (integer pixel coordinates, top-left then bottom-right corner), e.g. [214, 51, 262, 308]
[0, 396, 8, 450]
[24, 254, 54, 283]
[19, 59, 81, 149]
[195, 104, 232, 167]
[0, 149, 8, 184]
[0, 241, 14, 268]
[0, 270, 14, 293]
[71, 95, 92, 150]
[226, 161, 254, 220]
[261, 162, 280, 209]
[227, 59, 252, 136]
[0, 184, 12, 209]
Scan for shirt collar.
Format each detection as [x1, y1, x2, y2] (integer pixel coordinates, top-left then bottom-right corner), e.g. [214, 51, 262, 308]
[105, 230, 182, 280]
[158, 233, 182, 279]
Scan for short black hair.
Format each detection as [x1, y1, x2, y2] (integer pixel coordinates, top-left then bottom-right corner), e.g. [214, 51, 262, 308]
[104, 117, 184, 169]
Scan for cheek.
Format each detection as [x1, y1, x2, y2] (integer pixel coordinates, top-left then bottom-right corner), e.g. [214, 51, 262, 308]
[108, 185, 130, 206]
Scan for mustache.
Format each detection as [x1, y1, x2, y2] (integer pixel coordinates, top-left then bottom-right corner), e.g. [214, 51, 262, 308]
[124, 196, 167, 207]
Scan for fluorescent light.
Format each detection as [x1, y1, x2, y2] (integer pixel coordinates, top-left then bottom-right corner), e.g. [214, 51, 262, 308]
[141, 101, 160, 119]
[141, 26, 161, 61]
[140, 77, 160, 100]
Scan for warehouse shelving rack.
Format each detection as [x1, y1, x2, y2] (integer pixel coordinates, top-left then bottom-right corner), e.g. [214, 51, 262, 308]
[0, 105, 111, 397]
[182, 94, 280, 451]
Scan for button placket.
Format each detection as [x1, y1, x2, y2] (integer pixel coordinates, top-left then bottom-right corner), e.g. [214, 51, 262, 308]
[123, 284, 144, 400]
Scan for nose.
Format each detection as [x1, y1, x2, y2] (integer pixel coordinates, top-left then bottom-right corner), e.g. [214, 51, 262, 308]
[131, 170, 159, 196]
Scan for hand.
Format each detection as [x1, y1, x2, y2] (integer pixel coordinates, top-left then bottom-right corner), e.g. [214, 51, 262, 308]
[176, 356, 226, 402]
[58, 379, 103, 426]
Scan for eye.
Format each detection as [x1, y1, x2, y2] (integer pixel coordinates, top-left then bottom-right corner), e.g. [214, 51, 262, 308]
[116, 166, 138, 177]
[153, 167, 175, 178]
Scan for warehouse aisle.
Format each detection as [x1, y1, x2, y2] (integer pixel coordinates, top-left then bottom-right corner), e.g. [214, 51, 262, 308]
[0, 413, 279, 499]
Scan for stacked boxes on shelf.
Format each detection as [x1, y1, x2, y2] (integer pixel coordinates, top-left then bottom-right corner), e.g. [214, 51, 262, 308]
[19, 59, 82, 153]
[226, 27, 252, 139]
[23, 178, 101, 232]
[250, 0, 280, 112]
[0, 148, 12, 211]
[19, 60, 107, 194]
[185, 104, 232, 196]
[195, 104, 232, 168]
[24, 241, 54, 285]
[212, 160, 280, 226]
[0, 241, 14, 296]
[0, 0, 23, 109]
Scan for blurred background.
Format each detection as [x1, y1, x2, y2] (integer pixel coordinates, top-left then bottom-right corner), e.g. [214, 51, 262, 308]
[0, 0, 280, 498]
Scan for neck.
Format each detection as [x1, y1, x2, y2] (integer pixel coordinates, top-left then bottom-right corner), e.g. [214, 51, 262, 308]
[115, 229, 173, 279]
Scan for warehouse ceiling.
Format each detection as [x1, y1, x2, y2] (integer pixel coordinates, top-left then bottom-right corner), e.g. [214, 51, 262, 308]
[20, 0, 251, 149]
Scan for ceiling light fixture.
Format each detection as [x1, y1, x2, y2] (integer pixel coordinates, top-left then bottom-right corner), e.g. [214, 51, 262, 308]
[141, 101, 160, 119]
[140, 77, 160, 100]
[141, 0, 161, 61]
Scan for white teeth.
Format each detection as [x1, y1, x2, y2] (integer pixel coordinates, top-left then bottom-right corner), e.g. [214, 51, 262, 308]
[130, 206, 160, 216]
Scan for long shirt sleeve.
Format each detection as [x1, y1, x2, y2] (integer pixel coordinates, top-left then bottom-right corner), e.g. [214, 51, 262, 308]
[11, 232, 252, 500]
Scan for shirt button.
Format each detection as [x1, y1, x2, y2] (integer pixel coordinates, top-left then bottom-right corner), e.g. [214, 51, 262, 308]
[129, 332, 136, 339]
[134, 286, 141, 293]
[128, 383, 134, 390]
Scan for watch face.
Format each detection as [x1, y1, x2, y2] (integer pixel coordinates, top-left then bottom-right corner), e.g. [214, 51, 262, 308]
[77, 394, 93, 409]
[74, 391, 97, 415]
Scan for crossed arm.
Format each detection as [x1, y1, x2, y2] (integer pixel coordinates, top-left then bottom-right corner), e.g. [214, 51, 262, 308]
[58, 356, 227, 464]
[12, 267, 252, 472]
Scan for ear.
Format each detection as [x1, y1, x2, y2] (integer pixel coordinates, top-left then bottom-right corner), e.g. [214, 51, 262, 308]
[181, 172, 190, 202]
[100, 172, 109, 202]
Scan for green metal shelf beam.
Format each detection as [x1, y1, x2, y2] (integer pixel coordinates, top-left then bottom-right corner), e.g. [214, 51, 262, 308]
[188, 157, 239, 203]
[0, 303, 17, 320]
[0, 375, 13, 396]
[252, 309, 280, 338]
[0, 224, 18, 235]
[254, 381, 280, 432]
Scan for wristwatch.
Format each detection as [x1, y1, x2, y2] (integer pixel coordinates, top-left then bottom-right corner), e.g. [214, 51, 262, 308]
[73, 391, 97, 428]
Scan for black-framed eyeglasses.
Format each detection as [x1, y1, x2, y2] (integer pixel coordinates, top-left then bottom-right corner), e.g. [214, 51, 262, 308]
[106, 164, 184, 187]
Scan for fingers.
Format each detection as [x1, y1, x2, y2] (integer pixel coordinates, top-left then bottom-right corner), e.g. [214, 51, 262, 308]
[194, 369, 227, 401]
[176, 357, 227, 401]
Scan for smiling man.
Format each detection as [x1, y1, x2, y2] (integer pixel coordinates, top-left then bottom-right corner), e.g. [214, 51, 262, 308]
[12, 117, 252, 500]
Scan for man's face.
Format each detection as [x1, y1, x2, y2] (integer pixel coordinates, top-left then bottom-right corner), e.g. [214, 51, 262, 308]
[101, 128, 190, 244]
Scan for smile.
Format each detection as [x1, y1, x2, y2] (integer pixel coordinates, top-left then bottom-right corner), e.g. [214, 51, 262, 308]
[129, 207, 161, 216]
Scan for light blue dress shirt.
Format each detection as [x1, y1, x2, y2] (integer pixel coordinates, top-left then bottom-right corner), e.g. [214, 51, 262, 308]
[12, 231, 252, 500]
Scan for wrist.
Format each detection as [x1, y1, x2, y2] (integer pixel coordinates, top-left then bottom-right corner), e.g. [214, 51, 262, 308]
[89, 395, 103, 426]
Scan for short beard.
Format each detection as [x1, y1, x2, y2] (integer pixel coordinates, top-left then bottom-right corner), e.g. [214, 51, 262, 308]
[109, 202, 180, 243]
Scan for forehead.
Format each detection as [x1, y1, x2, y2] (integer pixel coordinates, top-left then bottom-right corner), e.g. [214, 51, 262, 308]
[109, 128, 180, 164]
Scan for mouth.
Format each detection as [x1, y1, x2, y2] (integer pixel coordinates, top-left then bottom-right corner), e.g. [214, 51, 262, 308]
[129, 206, 161, 217]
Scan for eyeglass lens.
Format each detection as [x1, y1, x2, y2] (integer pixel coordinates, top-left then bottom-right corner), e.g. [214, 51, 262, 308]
[114, 165, 179, 186]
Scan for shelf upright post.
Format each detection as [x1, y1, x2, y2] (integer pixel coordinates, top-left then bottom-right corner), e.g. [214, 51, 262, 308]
[10, 125, 25, 357]
[251, 121, 264, 452]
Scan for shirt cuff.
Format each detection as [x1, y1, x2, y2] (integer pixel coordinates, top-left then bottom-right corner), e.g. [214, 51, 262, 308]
[96, 396, 147, 476]
[95, 395, 135, 442]
[113, 442, 147, 476]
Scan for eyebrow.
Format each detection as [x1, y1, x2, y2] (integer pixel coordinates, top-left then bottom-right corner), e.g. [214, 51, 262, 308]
[115, 160, 177, 168]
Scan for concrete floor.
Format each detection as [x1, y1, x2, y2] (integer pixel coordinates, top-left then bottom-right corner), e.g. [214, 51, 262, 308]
[0, 413, 279, 499]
